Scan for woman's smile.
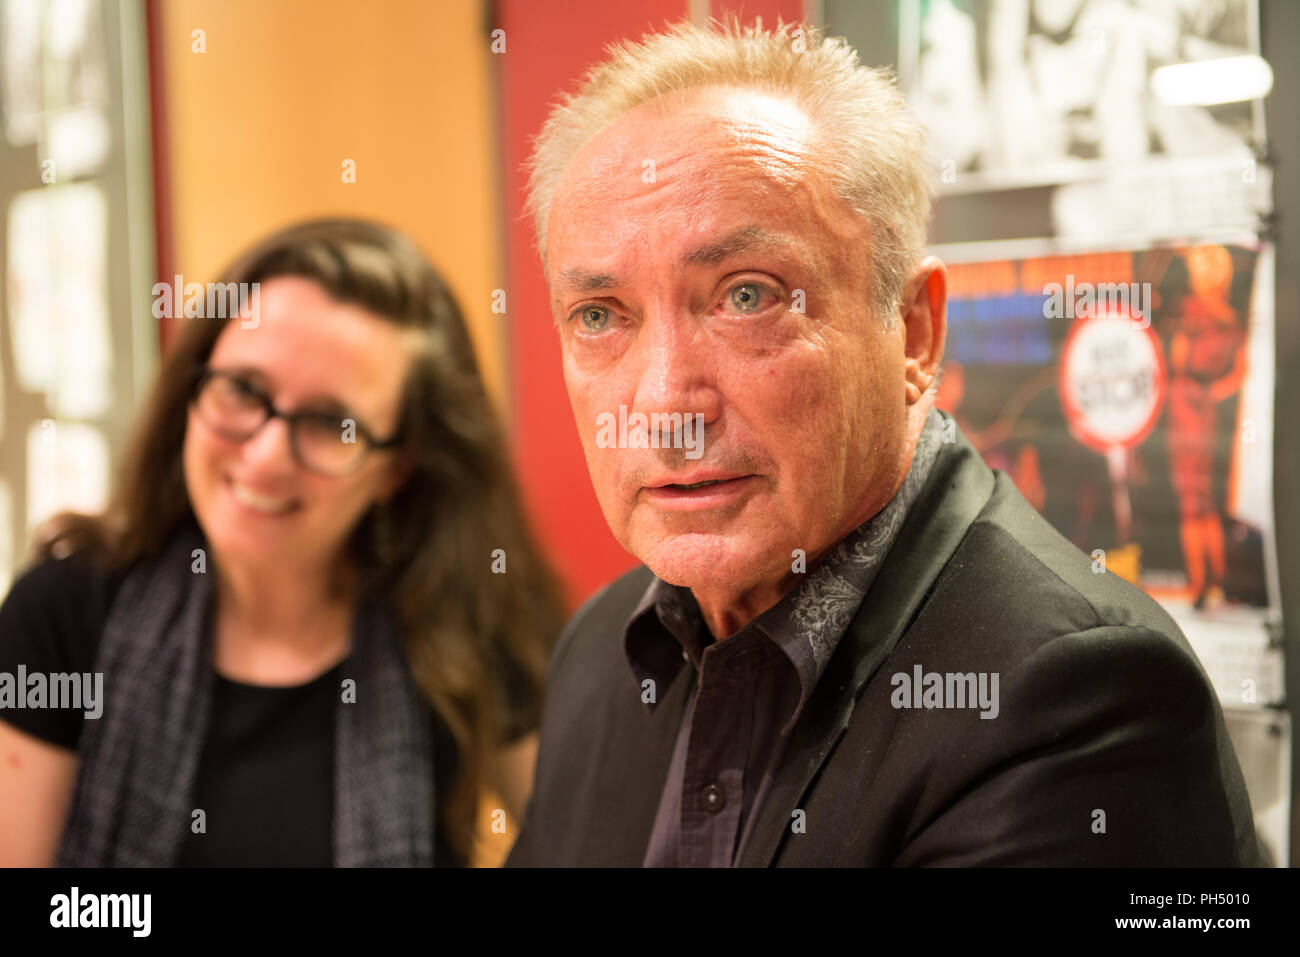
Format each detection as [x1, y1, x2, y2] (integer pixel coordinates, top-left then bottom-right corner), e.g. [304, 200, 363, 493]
[224, 476, 301, 517]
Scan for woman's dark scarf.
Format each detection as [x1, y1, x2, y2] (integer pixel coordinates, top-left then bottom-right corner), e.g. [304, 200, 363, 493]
[57, 521, 435, 866]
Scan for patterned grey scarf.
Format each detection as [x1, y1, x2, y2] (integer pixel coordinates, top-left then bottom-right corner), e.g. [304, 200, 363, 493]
[56, 522, 435, 867]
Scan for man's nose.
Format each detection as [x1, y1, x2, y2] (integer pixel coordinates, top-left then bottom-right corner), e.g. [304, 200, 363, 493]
[630, 308, 720, 426]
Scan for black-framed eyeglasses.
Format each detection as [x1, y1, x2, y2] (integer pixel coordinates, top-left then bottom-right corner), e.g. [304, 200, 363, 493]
[189, 366, 402, 477]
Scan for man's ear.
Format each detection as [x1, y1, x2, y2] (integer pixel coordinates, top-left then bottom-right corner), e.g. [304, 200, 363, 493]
[896, 256, 947, 405]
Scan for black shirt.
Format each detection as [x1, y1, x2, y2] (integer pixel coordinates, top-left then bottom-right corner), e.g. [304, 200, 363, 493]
[0, 553, 476, 867]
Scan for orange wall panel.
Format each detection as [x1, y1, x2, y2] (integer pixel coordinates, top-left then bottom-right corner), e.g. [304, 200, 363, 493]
[157, 0, 505, 400]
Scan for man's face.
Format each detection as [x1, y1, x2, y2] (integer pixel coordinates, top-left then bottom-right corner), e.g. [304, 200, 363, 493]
[547, 88, 914, 595]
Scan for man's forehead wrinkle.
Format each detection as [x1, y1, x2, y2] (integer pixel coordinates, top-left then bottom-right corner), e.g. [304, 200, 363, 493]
[559, 145, 696, 216]
[703, 140, 812, 192]
[569, 140, 812, 215]
[722, 108, 813, 149]
[567, 91, 813, 185]
[683, 226, 787, 267]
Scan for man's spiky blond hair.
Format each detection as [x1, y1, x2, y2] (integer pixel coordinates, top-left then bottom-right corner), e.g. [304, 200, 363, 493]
[525, 18, 934, 324]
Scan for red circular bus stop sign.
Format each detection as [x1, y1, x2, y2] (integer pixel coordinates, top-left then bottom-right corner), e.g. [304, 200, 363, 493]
[1059, 311, 1167, 453]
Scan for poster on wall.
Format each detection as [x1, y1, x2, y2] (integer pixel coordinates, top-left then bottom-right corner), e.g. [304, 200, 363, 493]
[901, 0, 1268, 192]
[931, 233, 1281, 708]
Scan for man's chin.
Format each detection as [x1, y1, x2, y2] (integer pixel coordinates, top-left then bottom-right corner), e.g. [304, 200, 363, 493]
[630, 530, 784, 593]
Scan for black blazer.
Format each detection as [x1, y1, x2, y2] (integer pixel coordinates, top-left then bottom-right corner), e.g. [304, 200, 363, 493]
[508, 416, 1260, 866]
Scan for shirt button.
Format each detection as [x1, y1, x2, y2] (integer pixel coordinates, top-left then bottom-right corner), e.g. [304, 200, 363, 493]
[700, 784, 726, 813]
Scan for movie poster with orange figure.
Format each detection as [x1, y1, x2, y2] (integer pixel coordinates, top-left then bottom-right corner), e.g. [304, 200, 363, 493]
[932, 234, 1280, 707]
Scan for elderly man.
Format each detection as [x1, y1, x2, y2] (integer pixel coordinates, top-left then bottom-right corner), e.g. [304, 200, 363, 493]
[507, 21, 1259, 866]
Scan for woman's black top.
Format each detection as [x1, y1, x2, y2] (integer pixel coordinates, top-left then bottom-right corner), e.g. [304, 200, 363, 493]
[0, 553, 526, 867]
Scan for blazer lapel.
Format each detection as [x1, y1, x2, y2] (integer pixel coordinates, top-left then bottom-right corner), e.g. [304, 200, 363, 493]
[737, 420, 996, 866]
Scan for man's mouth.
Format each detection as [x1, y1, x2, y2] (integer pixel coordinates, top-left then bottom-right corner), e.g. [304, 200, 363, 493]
[642, 474, 755, 509]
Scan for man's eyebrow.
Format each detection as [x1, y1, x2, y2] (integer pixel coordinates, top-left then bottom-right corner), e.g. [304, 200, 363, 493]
[554, 268, 619, 292]
[683, 226, 785, 267]
[552, 227, 788, 291]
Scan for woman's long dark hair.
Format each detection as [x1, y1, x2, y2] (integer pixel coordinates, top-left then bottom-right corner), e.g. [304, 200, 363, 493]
[37, 218, 566, 864]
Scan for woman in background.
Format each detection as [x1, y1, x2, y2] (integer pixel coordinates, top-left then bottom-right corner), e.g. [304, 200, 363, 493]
[0, 218, 565, 866]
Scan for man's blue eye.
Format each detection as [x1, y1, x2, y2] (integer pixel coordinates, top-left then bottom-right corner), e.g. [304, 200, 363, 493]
[729, 283, 765, 313]
[579, 306, 610, 331]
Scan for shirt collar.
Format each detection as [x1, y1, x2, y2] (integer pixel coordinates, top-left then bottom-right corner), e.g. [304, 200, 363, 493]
[623, 407, 947, 734]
